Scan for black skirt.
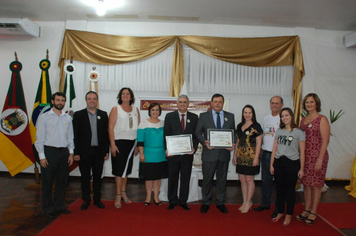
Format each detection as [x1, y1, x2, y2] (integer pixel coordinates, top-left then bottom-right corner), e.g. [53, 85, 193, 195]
[236, 164, 260, 176]
[111, 139, 135, 177]
[139, 161, 168, 181]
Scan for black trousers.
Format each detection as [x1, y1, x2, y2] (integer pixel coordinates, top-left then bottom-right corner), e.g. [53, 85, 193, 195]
[79, 147, 105, 203]
[274, 155, 300, 215]
[41, 146, 69, 214]
[167, 155, 193, 205]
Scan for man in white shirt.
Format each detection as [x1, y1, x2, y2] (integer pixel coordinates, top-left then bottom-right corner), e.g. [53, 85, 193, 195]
[253, 96, 283, 218]
[35, 92, 74, 218]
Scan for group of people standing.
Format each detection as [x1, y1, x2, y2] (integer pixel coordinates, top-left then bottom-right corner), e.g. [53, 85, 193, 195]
[252, 94, 330, 227]
[35, 88, 329, 228]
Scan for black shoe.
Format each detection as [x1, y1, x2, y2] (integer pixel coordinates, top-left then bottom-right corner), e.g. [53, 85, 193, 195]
[180, 204, 190, 211]
[216, 204, 228, 213]
[94, 201, 105, 209]
[154, 200, 162, 206]
[167, 203, 177, 210]
[200, 204, 209, 213]
[81, 201, 90, 210]
[59, 209, 71, 214]
[45, 212, 54, 219]
[253, 205, 271, 211]
[271, 209, 278, 218]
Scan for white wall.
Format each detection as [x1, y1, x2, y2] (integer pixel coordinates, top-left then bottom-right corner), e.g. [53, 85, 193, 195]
[0, 21, 354, 180]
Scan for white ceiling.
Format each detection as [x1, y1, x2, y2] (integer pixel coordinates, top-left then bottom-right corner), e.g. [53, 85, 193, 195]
[0, 0, 356, 31]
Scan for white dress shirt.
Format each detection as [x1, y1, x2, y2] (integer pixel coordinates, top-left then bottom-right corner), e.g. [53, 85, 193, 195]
[35, 109, 74, 160]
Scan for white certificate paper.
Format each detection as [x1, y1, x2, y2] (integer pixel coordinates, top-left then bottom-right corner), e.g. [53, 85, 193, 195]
[166, 134, 193, 155]
[208, 129, 233, 148]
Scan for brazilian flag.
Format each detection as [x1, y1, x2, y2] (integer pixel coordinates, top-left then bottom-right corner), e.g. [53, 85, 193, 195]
[29, 58, 52, 162]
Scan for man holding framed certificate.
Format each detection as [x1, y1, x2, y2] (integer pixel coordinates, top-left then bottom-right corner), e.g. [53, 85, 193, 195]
[164, 95, 199, 211]
[194, 93, 236, 214]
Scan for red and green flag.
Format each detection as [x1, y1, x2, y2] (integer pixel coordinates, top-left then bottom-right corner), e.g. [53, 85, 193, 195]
[0, 57, 34, 176]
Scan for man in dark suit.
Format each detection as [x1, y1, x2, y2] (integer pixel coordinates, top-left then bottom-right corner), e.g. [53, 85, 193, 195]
[73, 91, 109, 210]
[194, 93, 236, 214]
[164, 95, 199, 211]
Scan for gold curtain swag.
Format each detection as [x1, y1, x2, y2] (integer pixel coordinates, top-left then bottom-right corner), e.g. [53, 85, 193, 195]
[58, 30, 176, 90]
[176, 35, 305, 123]
[58, 30, 304, 123]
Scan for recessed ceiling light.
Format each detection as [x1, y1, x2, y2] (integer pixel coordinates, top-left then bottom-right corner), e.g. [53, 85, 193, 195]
[81, 0, 124, 16]
[96, 0, 106, 16]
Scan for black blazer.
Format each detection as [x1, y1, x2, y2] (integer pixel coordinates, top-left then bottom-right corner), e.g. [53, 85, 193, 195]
[164, 111, 199, 160]
[73, 108, 109, 158]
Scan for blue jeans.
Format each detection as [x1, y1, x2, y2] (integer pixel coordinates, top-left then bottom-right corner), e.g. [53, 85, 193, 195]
[261, 150, 275, 208]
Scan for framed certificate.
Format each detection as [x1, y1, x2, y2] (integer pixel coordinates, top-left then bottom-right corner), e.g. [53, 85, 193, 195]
[166, 134, 193, 155]
[207, 129, 234, 149]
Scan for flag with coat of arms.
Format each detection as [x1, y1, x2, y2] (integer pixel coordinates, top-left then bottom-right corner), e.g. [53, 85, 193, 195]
[0, 55, 34, 176]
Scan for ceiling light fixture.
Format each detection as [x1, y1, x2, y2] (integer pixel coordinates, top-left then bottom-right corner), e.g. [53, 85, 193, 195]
[96, 0, 106, 16]
[81, 0, 124, 17]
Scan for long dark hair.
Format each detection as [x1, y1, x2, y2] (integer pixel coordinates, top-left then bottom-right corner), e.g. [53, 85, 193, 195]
[240, 104, 257, 124]
[279, 107, 297, 130]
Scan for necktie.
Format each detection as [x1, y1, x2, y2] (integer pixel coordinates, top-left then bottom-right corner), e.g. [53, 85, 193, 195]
[216, 112, 221, 129]
[181, 114, 185, 131]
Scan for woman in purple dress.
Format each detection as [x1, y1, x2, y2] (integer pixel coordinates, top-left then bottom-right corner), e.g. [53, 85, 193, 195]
[296, 93, 330, 225]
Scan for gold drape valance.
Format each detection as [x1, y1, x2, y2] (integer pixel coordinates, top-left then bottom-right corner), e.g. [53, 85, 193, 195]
[58, 30, 304, 123]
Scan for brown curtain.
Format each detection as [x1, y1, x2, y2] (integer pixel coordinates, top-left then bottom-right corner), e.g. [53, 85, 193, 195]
[58, 30, 304, 123]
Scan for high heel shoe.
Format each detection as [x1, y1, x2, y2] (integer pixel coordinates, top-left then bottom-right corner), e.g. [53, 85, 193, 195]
[114, 194, 122, 209]
[272, 214, 285, 223]
[238, 201, 245, 211]
[283, 221, 290, 227]
[153, 199, 162, 206]
[305, 212, 317, 225]
[241, 201, 252, 213]
[283, 215, 292, 227]
[144, 196, 151, 206]
[121, 191, 132, 204]
[296, 209, 311, 221]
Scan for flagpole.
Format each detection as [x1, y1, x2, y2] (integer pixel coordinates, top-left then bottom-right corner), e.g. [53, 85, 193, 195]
[32, 50, 51, 185]
[15, 51, 39, 183]
[35, 50, 50, 184]
[32, 51, 40, 183]
[28, 49, 52, 188]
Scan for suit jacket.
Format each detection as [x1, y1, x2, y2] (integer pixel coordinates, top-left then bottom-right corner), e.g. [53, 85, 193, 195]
[194, 110, 236, 162]
[164, 111, 199, 161]
[73, 108, 109, 158]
